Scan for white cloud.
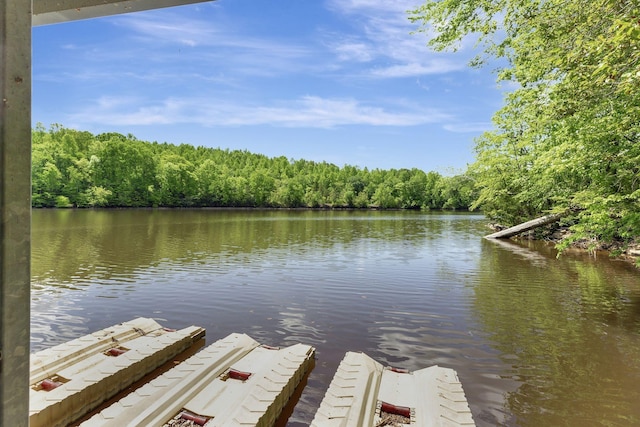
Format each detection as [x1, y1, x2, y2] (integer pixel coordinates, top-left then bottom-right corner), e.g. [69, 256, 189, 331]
[326, 0, 417, 17]
[69, 95, 452, 129]
[443, 122, 493, 133]
[324, 0, 469, 78]
[333, 41, 374, 62]
[95, 95, 140, 109]
[371, 60, 464, 78]
[105, 12, 317, 78]
[115, 12, 310, 55]
[113, 13, 219, 47]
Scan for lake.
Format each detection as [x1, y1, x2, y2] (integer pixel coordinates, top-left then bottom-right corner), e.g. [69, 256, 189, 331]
[30, 209, 640, 426]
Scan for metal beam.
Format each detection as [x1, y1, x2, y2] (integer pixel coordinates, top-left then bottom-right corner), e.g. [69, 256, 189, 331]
[0, 0, 32, 424]
[33, 0, 212, 26]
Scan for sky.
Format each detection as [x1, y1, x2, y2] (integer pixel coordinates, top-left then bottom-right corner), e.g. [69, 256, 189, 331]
[32, 0, 507, 174]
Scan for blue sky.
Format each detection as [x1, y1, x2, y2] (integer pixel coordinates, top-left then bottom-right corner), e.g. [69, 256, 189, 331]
[33, 0, 505, 174]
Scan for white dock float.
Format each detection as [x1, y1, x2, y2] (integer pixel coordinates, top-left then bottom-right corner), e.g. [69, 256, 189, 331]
[80, 333, 316, 427]
[29, 317, 205, 427]
[311, 351, 475, 427]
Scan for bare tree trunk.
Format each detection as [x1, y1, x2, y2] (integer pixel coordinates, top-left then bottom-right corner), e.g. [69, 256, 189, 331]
[484, 212, 568, 239]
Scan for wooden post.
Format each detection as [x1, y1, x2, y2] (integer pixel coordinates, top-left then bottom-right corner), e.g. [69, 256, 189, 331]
[0, 0, 32, 425]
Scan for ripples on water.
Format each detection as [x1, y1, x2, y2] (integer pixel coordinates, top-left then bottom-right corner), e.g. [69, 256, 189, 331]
[30, 209, 640, 426]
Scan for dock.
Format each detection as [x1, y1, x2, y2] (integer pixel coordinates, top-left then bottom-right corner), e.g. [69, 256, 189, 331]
[29, 319, 474, 426]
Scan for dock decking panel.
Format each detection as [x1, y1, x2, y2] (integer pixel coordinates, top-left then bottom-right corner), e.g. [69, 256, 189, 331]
[311, 352, 475, 427]
[30, 317, 165, 384]
[81, 333, 315, 427]
[310, 351, 383, 427]
[29, 318, 205, 427]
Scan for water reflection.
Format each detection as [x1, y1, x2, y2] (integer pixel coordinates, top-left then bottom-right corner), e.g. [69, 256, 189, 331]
[484, 237, 550, 267]
[474, 238, 640, 426]
[30, 209, 640, 426]
[32, 209, 446, 283]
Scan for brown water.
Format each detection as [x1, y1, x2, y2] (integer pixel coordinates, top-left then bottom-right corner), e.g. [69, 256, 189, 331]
[30, 209, 640, 426]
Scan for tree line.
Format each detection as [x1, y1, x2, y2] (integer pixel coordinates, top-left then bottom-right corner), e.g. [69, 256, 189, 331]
[412, 0, 640, 254]
[32, 124, 475, 210]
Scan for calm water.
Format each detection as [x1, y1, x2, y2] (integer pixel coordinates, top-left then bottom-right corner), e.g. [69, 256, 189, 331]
[31, 209, 640, 426]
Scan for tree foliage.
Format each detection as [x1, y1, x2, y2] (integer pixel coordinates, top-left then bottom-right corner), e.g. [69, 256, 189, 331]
[31, 124, 475, 211]
[411, 0, 640, 250]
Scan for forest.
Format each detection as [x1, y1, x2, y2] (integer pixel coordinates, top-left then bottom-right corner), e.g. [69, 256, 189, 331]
[32, 124, 475, 211]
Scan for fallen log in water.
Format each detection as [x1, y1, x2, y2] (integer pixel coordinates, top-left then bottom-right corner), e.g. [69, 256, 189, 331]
[484, 212, 568, 239]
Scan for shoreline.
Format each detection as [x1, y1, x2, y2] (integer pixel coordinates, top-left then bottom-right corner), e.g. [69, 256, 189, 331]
[505, 224, 640, 269]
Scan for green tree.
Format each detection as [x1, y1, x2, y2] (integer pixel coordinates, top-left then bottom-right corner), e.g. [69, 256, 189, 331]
[270, 177, 305, 207]
[32, 126, 64, 207]
[156, 153, 198, 206]
[65, 158, 93, 206]
[249, 170, 276, 207]
[439, 173, 477, 210]
[84, 186, 112, 207]
[372, 182, 399, 209]
[92, 137, 157, 206]
[411, 0, 640, 249]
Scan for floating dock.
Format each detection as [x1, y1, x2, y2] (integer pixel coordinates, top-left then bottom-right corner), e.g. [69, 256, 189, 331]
[80, 333, 315, 427]
[29, 318, 205, 427]
[30, 319, 474, 426]
[311, 351, 475, 427]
